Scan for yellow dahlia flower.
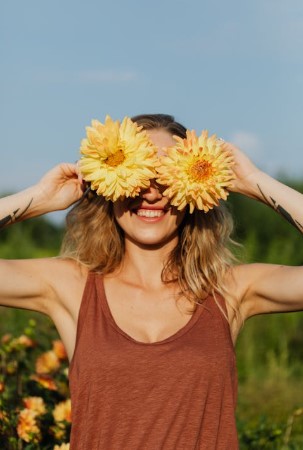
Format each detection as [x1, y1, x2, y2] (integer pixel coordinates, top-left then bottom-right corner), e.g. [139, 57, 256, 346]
[17, 409, 41, 443]
[35, 350, 60, 374]
[53, 399, 72, 423]
[79, 115, 158, 201]
[157, 130, 235, 213]
[23, 397, 46, 416]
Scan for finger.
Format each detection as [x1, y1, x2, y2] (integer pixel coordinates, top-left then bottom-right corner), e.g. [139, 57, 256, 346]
[74, 160, 83, 183]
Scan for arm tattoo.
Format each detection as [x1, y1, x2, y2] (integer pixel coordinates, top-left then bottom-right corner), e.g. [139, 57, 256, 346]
[257, 184, 303, 233]
[0, 198, 33, 229]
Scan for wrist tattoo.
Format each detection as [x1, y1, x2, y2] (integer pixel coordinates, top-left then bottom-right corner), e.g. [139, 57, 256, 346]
[257, 184, 303, 232]
[0, 198, 33, 229]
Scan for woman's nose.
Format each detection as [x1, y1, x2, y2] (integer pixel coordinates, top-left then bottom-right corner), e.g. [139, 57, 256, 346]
[141, 180, 163, 201]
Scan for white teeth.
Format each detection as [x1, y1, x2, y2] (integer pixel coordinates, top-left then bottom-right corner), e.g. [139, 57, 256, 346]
[137, 209, 164, 218]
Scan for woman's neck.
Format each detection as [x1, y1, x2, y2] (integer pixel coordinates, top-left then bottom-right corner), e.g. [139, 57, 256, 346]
[117, 237, 178, 288]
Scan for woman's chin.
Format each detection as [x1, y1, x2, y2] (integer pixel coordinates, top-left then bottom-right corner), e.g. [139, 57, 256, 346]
[125, 231, 179, 249]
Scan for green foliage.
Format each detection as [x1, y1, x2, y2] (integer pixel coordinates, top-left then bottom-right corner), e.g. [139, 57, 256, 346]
[237, 408, 303, 449]
[0, 216, 64, 259]
[237, 416, 284, 449]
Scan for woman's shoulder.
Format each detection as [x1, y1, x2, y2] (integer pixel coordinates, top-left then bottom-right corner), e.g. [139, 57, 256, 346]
[46, 257, 89, 284]
[224, 264, 247, 294]
[228, 263, 272, 289]
[225, 262, 274, 316]
[36, 257, 89, 302]
[42, 257, 89, 317]
[225, 263, 261, 300]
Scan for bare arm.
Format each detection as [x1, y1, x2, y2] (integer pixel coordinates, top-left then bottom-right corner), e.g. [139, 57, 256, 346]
[224, 143, 303, 319]
[0, 258, 61, 313]
[227, 143, 303, 231]
[0, 163, 83, 227]
[0, 163, 84, 312]
[231, 263, 303, 320]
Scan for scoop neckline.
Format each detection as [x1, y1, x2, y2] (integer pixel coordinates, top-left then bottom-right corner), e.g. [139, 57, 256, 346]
[97, 275, 206, 346]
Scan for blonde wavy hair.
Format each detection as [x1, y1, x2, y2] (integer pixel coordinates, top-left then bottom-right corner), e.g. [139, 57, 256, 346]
[61, 114, 237, 310]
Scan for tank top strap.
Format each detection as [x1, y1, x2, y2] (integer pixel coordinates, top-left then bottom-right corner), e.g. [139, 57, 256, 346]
[69, 271, 98, 370]
[93, 273, 113, 321]
[205, 291, 234, 347]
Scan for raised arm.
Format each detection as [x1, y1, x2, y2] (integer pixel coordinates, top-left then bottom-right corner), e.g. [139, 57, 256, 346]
[0, 163, 84, 228]
[224, 143, 303, 319]
[0, 163, 84, 313]
[227, 144, 303, 232]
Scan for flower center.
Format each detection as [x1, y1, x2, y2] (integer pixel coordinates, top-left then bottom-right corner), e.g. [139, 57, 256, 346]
[189, 159, 214, 182]
[105, 149, 125, 167]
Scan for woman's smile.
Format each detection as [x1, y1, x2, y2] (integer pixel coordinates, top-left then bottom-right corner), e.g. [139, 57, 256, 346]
[131, 203, 171, 222]
[136, 208, 166, 219]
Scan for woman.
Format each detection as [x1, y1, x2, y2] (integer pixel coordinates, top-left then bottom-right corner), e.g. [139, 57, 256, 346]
[0, 114, 302, 449]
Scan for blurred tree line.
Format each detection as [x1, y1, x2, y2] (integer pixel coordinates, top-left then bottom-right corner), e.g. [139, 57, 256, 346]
[0, 215, 64, 259]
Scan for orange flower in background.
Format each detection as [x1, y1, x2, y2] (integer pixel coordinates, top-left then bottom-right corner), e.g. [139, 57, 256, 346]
[35, 350, 60, 374]
[16, 334, 35, 347]
[1, 333, 12, 344]
[17, 409, 41, 443]
[79, 115, 158, 201]
[9, 334, 35, 350]
[52, 340, 68, 360]
[23, 397, 46, 416]
[53, 399, 72, 424]
[52, 399, 72, 440]
[54, 444, 70, 450]
[0, 328, 71, 447]
[157, 130, 235, 213]
[31, 374, 57, 391]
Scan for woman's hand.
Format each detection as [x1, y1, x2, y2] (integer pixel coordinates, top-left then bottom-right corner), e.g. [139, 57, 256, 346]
[0, 163, 85, 228]
[222, 141, 263, 198]
[36, 162, 85, 211]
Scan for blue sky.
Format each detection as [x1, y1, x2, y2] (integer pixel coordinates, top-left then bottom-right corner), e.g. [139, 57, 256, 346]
[1, 0, 303, 200]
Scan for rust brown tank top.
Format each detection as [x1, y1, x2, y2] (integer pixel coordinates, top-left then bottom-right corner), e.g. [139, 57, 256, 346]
[69, 273, 238, 449]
